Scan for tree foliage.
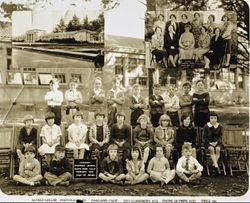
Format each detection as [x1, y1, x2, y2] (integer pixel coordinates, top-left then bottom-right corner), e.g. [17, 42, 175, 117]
[53, 18, 66, 33]
[219, 0, 249, 74]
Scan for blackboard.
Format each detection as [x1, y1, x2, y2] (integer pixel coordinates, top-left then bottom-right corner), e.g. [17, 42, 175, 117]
[73, 159, 97, 179]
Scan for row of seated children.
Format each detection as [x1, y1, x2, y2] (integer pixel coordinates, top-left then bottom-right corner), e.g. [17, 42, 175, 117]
[13, 142, 203, 186]
[15, 108, 222, 185]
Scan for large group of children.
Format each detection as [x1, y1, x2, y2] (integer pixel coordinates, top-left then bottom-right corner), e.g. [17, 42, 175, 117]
[151, 13, 233, 69]
[13, 75, 225, 187]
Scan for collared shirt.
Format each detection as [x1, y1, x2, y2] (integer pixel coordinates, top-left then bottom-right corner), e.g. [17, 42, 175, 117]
[147, 156, 170, 173]
[67, 123, 88, 143]
[176, 156, 203, 173]
[49, 157, 71, 176]
[204, 122, 223, 144]
[126, 159, 145, 175]
[133, 125, 154, 143]
[154, 126, 174, 144]
[45, 90, 63, 106]
[163, 93, 179, 112]
[19, 158, 41, 178]
[65, 89, 82, 106]
[100, 156, 123, 175]
[19, 127, 37, 145]
[40, 124, 62, 143]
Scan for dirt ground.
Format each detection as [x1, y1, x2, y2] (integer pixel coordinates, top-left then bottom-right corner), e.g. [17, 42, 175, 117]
[0, 173, 248, 197]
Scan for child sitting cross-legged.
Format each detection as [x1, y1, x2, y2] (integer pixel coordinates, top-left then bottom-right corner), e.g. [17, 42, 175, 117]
[147, 144, 175, 186]
[44, 145, 72, 186]
[99, 144, 126, 184]
[13, 145, 42, 186]
[125, 146, 149, 185]
[176, 143, 203, 184]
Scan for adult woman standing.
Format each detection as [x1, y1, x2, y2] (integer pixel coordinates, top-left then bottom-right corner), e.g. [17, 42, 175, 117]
[179, 24, 195, 63]
[164, 25, 179, 67]
[179, 13, 190, 35]
[192, 80, 210, 128]
[151, 26, 168, 65]
[191, 12, 202, 48]
[221, 15, 233, 68]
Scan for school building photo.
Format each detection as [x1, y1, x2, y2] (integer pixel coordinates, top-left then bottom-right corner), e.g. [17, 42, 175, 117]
[0, 0, 249, 201]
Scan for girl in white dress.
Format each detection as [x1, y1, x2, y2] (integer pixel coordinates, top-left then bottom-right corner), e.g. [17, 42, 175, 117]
[66, 112, 89, 159]
[38, 112, 62, 165]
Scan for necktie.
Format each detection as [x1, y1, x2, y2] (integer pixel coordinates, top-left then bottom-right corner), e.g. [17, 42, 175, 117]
[163, 129, 166, 140]
[185, 158, 190, 171]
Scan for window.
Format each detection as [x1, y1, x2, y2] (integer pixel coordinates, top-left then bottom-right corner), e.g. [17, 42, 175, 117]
[7, 59, 12, 70]
[71, 74, 82, 83]
[115, 57, 124, 65]
[139, 77, 147, 86]
[23, 67, 36, 72]
[54, 73, 66, 83]
[128, 78, 137, 86]
[115, 65, 123, 75]
[7, 48, 12, 56]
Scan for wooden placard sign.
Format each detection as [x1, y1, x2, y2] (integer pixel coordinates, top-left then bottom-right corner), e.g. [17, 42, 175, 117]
[73, 159, 97, 179]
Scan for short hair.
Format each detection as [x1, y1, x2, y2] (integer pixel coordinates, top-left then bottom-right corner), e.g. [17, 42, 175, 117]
[55, 145, 65, 152]
[45, 112, 55, 122]
[159, 114, 172, 126]
[181, 13, 188, 19]
[94, 111, 105, 119]
[107, 144, 118, 153]
[158, 14, 164, 20]
[154, 143, 163, 152]
[154, 26, 162, 33]
[182, 143, 192, 151]
[73, 111, 84, 120]
[130, 146, 142, 160]
[214, 27, 221, 34]
[69, 77, 79, 84]
[209, 111, 219, 121]
[23, 114, 34, 123]
[24, 145, 36, 154]
[194, 12, 200, 17]
[184, 23, 192, 29]
[208, 14, 215, 22]
[196, 79, 205, 85]
[221, 14, 229, 21]
[182, 82, 191, 88]
[153, 84, 161, 89]
[49, 78, 59, 85]
[169, 14, 176, 19]
[181, 113, 193, 123]
[116, 111, 126, 119]
[200, 25, 208, 32]
[132, 84, 140, 91]
[95, 77, 102, 85]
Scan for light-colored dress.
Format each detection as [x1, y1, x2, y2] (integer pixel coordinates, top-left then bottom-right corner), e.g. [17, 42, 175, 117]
[38, 124, 61, 156]
[65, 123, 89, 150]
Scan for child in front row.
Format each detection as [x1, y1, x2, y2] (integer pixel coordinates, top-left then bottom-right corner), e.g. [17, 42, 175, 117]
[65, 112, 89, 159]
[99, 144, 126, 184]
[13, 145, 43, 186]
[44, 145, 72, 186]
[125, 146, 149, 185]
[176, 144, 203, 184]
[147, 144, 175, 186]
